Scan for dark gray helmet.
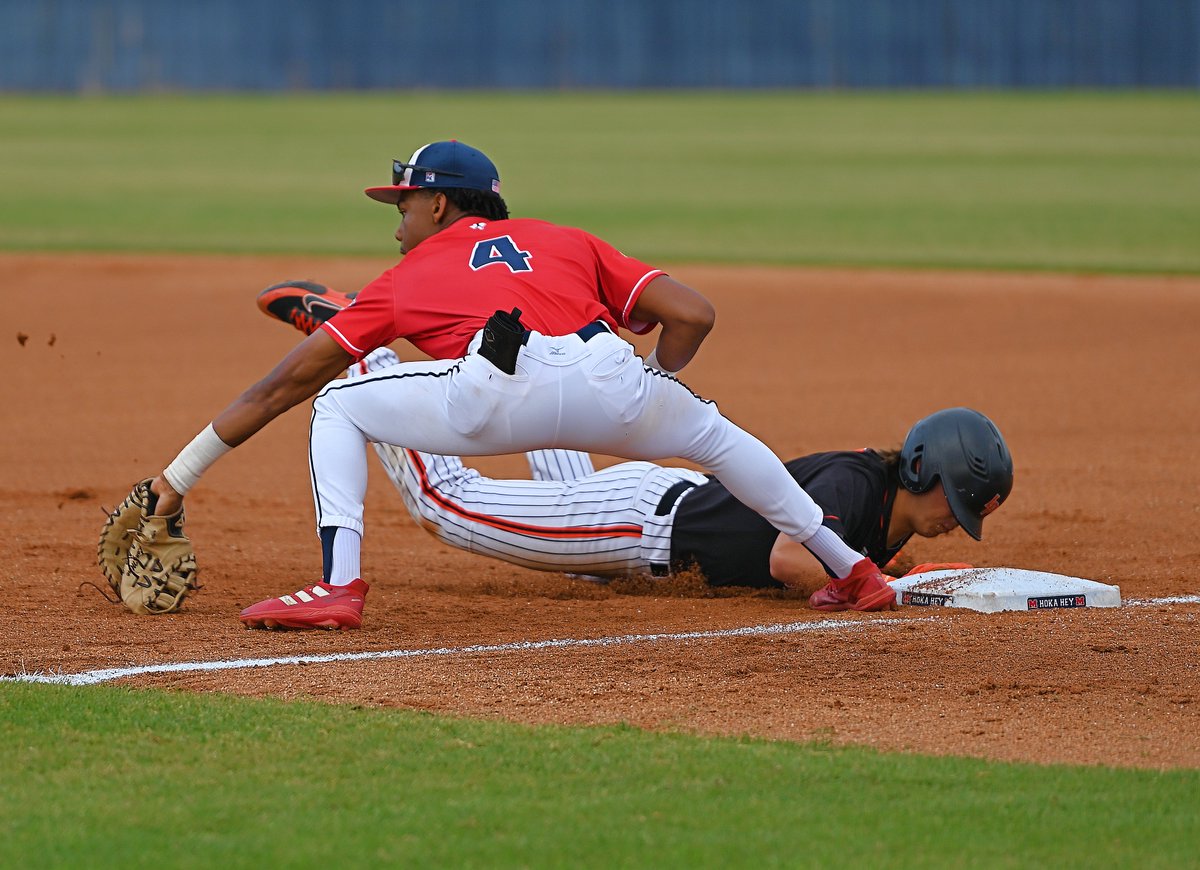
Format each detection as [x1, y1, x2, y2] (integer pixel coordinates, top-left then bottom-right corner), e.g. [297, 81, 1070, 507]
[898, 408, 1013, 540]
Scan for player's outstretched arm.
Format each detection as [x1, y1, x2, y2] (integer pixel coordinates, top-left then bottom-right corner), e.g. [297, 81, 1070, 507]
[150, 331, 354, 514]
[214, 331, 353, 446]
[630, 276, 715, 374]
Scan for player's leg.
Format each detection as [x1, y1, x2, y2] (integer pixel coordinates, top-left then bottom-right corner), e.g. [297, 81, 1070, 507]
[306, 353, 713, 577]
[526, 449, 595, 481]
[238, 360, 462, 628]
[528, 334, 892, 608]
[372, 443, 688, 575]
[520, 448, 602, 580]
[310, 340, 817, 553]
[348, 350, 597, 515]
[514, 332, 829, 542]
[346, 350, 610, 573]
[371, 445, 483, 535]
[639, 374, 892, 608]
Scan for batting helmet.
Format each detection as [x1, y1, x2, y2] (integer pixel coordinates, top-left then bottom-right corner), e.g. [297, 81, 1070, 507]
[898, 408, 1013, 541]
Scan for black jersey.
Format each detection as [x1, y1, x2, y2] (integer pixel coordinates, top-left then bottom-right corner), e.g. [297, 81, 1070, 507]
[668, 450, 907, 587]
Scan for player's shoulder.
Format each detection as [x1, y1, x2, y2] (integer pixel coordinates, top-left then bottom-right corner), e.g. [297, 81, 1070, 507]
[787, 449, 891, 485]
[357, 261, 403, 292]
[453, 216, 577, 239]
[510, 217, 586, 235]
[847, 448, 890, 470]
[833, 448, 892, 478]
[476, 218, 599, 253]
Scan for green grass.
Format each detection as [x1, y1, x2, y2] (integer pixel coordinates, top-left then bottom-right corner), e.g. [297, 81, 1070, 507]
[2, 91, 1198, 271]
[2, 683, 1197, 868]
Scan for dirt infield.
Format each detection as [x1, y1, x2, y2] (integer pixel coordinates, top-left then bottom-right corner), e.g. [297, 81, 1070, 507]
[4, 252, 1198, 769]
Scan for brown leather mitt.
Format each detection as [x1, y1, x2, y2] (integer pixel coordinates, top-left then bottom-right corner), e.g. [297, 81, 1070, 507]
[97, 479, 155, 598]
[97, 480, 199, 614]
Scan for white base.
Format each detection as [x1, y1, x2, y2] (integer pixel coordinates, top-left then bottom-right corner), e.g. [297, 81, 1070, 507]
[888, 567, 1121, 613]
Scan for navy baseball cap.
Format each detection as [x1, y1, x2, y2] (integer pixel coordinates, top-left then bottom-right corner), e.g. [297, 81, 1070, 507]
[364, 140, 501, 204]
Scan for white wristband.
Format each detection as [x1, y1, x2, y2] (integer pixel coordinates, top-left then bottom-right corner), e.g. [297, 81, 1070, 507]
[645, 348, 680, 376]
[162, 423, 232, 495]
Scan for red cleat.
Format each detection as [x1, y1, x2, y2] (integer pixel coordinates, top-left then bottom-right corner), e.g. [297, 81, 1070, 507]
[239, 578, 369, 630]
[837, 558, 897, 611]
[806, 559, 897, 613]
[257, 280, 356, 336]
[808, 580, 852, 612]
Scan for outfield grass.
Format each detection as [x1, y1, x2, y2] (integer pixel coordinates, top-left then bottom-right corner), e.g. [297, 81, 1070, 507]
[1, 91, 1197, 272]
[2, 683, 1196, 868]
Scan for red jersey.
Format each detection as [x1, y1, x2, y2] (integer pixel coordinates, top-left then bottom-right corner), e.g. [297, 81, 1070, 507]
[320, 217, 665, 361]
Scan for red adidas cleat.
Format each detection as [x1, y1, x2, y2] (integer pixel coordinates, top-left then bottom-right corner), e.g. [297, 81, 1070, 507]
[239, 578, 369, 630]
[257, 280, 356, 336]
[808, 580, 852, 612]
[809, 560, 896, 612]
[837, 558, 897, 612]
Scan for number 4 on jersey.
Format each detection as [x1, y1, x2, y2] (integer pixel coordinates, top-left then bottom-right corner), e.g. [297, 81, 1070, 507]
[470, 236, 533, 273]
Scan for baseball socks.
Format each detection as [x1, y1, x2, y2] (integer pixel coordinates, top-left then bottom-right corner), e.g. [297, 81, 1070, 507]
[801, 525, 860, 579]
[321, 526, 362, 586]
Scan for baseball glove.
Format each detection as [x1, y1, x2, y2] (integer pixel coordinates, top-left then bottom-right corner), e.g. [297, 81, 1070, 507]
[96, 480, 199, 614]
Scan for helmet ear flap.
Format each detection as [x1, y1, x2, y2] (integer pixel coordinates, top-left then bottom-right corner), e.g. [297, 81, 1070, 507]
[899, 440, 930, 493]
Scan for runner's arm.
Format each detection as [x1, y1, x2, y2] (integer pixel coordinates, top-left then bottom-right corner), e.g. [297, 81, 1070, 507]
[768, 533, 830, 590]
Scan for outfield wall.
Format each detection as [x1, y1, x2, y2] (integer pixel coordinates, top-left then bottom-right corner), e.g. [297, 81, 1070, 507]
[2, 0, 1198, 91]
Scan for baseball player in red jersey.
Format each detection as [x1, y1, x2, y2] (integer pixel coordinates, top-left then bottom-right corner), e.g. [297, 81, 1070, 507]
[141, 140, 897, 630]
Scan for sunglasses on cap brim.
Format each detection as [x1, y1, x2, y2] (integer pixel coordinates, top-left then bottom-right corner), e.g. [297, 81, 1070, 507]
[392, 159, 467, 186]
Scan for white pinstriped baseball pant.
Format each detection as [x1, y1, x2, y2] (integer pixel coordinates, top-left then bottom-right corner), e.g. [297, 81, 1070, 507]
[377, 443, 708, 576]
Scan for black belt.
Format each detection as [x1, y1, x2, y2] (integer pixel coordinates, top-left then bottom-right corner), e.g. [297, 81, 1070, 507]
[521, 321, 611, 345]
[654, 480, 697, 516]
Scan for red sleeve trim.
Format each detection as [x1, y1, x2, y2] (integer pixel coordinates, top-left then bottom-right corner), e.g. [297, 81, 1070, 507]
[319, 321, 368, 358]
[621, 269, 666, 334]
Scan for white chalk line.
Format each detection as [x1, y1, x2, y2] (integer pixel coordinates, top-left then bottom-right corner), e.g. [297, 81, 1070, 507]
[4, 594, 1195, 688]
[2, 616, 925, 687]
[1126, 594, 1200, 606]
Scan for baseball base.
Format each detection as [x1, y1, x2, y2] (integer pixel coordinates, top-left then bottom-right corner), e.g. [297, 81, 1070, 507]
[889, 567, 1121, 613]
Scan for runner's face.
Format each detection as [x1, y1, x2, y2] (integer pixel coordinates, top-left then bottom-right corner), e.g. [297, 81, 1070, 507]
[394, 191, 441, 253]
[911, 486, 960, 538]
